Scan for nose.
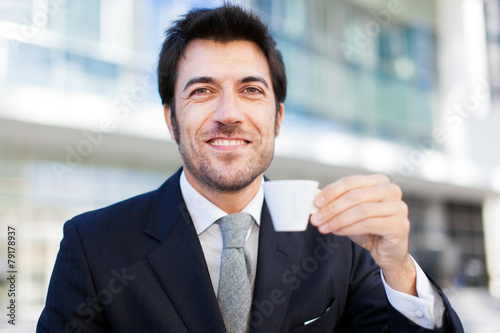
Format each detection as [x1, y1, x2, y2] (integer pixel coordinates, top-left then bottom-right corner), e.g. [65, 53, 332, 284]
[212, 90, 245, 125]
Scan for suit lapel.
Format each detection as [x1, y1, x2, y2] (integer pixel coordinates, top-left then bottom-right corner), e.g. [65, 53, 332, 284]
[251, 201, 304, 332]
[145, 169, 226, 332]
[144, 170, 303, 332]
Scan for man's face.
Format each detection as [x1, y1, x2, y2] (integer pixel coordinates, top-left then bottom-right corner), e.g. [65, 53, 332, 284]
[165, 39, 283, 192]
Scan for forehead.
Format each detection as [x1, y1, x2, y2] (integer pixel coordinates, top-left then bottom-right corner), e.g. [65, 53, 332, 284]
[175, 39, 272, 90]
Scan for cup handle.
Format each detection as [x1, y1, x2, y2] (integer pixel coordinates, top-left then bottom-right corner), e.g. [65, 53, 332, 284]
[310, 189, 321, 214]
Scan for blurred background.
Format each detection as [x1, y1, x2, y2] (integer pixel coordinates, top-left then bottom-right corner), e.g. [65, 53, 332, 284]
[0, 0, 499, 331]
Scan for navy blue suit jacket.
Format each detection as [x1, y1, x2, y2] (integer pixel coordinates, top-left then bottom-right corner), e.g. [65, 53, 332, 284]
[38, 168, 463, 332]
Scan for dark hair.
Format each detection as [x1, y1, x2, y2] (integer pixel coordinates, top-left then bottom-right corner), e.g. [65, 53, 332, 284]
[157, 4, 287, 118]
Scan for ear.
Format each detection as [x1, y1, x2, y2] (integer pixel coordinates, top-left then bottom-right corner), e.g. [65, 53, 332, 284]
[274, 103, 285, 137]
[163, 104, 176, 141]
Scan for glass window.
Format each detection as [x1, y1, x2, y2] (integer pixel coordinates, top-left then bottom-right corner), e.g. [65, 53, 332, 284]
[281, 0, 307, 39]
[281, 40, 311, 112]
[254, 0, 437, 146]
[0, 0, 32, 25]
[65, 0, 101, 41]
[485, 0, 500, 39]
[485, 0, 500, 103]
[407, 26, 436, 88]
[6, 43, 52, 86]
[64, 52, 117, 95]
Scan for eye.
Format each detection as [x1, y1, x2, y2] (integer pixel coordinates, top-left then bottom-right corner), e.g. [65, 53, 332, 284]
[243, 87, 263, 94]
[192, 87, 211, 95]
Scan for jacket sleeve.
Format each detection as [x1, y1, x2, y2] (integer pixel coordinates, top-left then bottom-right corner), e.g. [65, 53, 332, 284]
[386, 272, 464, 333]
[336, 243, 464, 333]
[37, 220, 111, 333]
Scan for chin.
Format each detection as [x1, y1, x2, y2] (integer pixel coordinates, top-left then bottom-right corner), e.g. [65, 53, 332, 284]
[211, 171, 256, 192]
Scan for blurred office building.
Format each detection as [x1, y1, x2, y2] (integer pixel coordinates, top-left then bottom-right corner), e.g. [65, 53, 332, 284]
[0, 0, 499, 327]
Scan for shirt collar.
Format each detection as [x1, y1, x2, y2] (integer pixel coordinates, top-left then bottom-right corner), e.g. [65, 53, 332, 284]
[179, 170, 263, 235]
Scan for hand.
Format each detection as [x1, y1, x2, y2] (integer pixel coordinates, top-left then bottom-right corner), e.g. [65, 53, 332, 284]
[310, 174, 417, 295]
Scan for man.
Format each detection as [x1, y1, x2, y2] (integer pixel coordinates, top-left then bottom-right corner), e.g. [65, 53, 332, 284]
[38, 4, 463, 333]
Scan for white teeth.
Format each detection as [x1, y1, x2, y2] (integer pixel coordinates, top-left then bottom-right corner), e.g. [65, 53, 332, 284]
[210, 140, 247, 146]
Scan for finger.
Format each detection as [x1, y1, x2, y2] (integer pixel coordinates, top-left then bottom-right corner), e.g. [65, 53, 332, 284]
[317, 201, 407, 234]
[333, 215, 410, 252]
[332, 212, 410, 238]
[314, 174, 390, 208]
[311, 183, 403, 227]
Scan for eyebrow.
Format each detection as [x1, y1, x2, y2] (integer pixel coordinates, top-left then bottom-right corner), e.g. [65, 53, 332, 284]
[182, 75, 270, 93]
[183, 76, 215, 92]
[239, 76, 269, 89]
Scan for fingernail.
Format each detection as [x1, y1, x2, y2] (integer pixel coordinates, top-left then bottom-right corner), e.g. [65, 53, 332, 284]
[318, 224, 328, 233]
[315, 196, 325, 206]
[311, 213, 322, 225]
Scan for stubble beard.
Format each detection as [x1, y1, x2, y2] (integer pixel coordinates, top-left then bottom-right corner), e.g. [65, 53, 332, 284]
[186, 147, 272, 192]
[177, 125, 275, 193]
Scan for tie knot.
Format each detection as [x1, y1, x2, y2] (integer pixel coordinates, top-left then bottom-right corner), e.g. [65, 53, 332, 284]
[219, 213, 253, 249]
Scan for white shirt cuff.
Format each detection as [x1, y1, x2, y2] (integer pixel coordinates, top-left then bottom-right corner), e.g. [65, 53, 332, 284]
[381, 256, 445, 329]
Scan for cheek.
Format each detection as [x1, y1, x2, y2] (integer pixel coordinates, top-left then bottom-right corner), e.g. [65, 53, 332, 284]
[247, 102, 276, 128]
[177, 109, 205, 135]
[260, 113, 278, 138]
[180, 100, 217, 127]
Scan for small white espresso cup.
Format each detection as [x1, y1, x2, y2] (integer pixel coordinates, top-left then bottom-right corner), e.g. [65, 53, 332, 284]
[263, 180, 320, 232]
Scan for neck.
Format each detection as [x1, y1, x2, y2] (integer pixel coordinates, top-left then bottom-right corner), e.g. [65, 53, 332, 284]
[184, 170, 263, 214]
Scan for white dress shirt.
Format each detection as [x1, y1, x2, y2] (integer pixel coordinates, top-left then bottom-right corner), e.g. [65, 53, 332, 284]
[179, 171, 444, 329]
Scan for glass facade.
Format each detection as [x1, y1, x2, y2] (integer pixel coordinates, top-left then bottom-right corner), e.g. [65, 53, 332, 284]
[0, 0, 32, 25]
[485, 0, 500, 105]
[252, 0, 437, 144]
[446, 203, 487, 287]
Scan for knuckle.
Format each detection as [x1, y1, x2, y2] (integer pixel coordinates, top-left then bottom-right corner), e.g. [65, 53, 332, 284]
[319, 204, 335, 222]
[342, 175, 358, 187]
[355, 204, 369, 217]
[337, 211, 352, 226]
[375, 173, 390, 184]
[322, 201, 334, 216]
[398, 201, 409, 215]
[344, 189, 362, 204]
[388, 183, 402, 198]
[362, 218, 373, 228]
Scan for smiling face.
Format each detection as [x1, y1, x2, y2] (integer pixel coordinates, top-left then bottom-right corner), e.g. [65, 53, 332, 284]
[165, 39, 284, 194]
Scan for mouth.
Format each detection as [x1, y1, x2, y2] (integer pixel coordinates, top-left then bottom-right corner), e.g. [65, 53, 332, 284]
[207, 138, 251, 148]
